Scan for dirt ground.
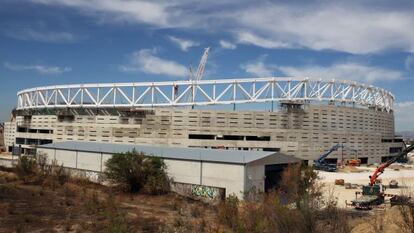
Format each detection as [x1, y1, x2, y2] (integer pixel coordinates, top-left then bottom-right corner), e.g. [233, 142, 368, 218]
[318, 163, 414, 233]
[319, 164, 414, 208]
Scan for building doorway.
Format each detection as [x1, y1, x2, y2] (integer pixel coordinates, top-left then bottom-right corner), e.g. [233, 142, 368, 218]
[264, 164, 288, 192]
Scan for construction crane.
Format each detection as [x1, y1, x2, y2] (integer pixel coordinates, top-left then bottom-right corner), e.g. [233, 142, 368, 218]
[173, 48, 210, 104]
[369, 144, 414, 186]
[349, 144, 414, 209]
[314, 143, 359, 171]
[313, 144, 342, 172]
[186, 47, 210, 107]
[193, 47, 209, 83]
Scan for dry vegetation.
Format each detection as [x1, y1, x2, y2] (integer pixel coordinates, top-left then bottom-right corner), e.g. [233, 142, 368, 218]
[1, 156, 414, 232]
[0, 155, 218, 232]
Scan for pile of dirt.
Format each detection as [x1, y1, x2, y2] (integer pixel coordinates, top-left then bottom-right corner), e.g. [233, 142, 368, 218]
[389, 164, 406, 170]
[337, 166, 368, 173]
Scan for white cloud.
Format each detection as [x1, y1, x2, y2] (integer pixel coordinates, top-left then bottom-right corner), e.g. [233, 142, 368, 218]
[241, 55, 403, 82]
[236, 31, 291, 49]
[233, 3, 414, 54]
[394, 101, 414, 131]
[5, 28, 76, 43]
[4, 62, 71, 74]
[29, 1, 414, 54]
[168, 36, 199, 51]
[277, 62, 403, 83]
[31, 0, 172, 27]
[120, 49, 188, 77]
[240, 56, 275, 77]
[219, 40, 236, 49]
[405, 55, 414, 71]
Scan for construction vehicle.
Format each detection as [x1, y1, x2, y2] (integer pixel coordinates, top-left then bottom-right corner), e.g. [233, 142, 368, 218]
[313, 144, 341, 172]
[345, 158, 361, 166]
[349, 144, 414, 209]
[338, 146, 359, 166]
[314, 143, 358, 172]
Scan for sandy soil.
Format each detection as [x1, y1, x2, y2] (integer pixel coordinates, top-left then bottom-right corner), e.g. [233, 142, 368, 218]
[319, 164, 414, 207]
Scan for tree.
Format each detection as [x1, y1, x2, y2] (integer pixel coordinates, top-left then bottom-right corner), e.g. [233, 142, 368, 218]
[105, 150, 170, 194]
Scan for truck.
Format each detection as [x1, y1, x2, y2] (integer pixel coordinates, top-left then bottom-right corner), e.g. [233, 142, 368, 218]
[349, 144, 414, 210]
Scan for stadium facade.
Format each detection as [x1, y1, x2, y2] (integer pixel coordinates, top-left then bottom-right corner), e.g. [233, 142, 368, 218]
[3, 77, 403, 164]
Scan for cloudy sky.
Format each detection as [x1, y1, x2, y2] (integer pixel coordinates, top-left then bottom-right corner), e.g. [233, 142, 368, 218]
[0, 0, 413, 130]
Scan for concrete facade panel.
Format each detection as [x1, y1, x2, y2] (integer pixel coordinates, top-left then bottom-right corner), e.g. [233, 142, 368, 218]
[246, 164, 265, 193]
[37, 148, 56, 164]
[55, 150, 77, 168]
[164, 159, 201, 185]
[201, 162, 245, 198]
[77, 152, 102, 171]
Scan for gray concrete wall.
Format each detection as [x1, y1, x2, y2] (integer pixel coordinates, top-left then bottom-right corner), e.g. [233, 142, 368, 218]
[246, 164, 265, 193]
[164, 159, 201, 184]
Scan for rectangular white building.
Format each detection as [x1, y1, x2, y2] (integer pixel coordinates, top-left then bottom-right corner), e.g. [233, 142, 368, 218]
[37, 141, 300, 200]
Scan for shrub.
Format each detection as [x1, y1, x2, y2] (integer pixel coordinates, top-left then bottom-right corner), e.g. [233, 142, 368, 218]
[105, 150, 170, 194]
[41, 160, 70, 189]
[53, 164, 70, 185]
[143, 171, 170, 195]
[218, 194, 240, 231]
[215, 165, 338, 233]
[36, 152, 48, 174]
[279, 164, 322, 208]
[15, 155, 38, 178]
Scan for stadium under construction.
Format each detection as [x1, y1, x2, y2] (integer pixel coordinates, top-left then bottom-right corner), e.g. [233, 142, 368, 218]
[1, 48, 404, 166]
[3, 74, 403, 165]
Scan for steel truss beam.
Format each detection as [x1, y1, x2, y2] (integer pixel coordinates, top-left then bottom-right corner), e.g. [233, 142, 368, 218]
[16, 77, 394, 112]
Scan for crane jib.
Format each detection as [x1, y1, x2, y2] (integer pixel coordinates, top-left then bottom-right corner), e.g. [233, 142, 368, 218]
[369, 144, 414, 186]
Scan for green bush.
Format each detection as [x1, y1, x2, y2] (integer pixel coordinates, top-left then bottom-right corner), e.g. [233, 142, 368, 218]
[105, 150, 170, 194]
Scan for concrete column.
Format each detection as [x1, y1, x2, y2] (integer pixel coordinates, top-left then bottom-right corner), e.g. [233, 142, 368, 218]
[75, 150, 78, 169]
[100, 153, 103, 172]
[200, 161, 203, 185]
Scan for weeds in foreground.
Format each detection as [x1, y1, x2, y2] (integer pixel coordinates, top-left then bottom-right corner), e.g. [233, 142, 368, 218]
[15, 156, 37, 179]
[218, 164, 350, 233]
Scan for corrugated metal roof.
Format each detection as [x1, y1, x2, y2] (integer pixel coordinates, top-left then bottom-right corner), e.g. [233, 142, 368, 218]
[38, 141, 299, 164]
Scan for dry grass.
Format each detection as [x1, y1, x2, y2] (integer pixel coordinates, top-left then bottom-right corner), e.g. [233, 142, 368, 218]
[0, 166, 219, 232]
[5, 163, 406, 233]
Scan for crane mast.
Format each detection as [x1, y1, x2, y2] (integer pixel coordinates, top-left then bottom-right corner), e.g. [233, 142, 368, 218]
[194, 47, 209, 82]
[187, 47, 210, 107]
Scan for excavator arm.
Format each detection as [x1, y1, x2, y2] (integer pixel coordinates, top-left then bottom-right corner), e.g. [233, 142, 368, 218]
[369, 144, 414, 186]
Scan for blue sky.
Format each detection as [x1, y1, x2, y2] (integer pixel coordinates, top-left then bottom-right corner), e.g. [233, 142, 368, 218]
[0, 0, 413, 131]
